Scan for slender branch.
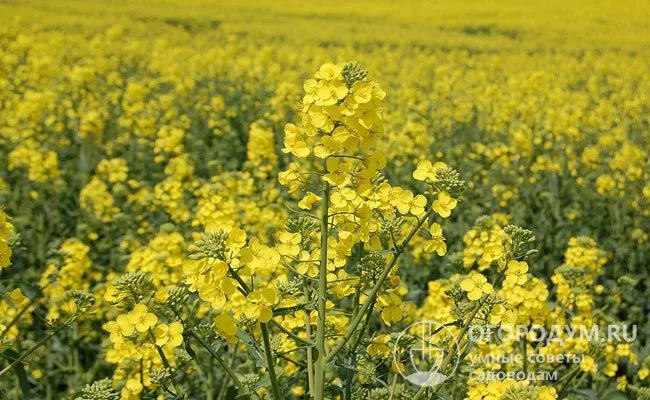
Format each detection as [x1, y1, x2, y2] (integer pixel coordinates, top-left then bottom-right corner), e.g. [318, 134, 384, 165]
[522, 334, 528, 374]
[188, 330, 243, 390]
[343, 289, 361, 400]
[330, 155, 364, 160]
[270, 319, 314, 346]
[148, 330, 179, 396]
[0, 315, 76, 379]
[0, 295, 38, 341]
[388, 374, 398, 400]
[325, 208, 434, 362]
[343, 295, 376, 400]
[229, 267, 251, 294]
[413, 274, 503, 400]
[231, 253, 283, 398]
[276, 353, 306, 368]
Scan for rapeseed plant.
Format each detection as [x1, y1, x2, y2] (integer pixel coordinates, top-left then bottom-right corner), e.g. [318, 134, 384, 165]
[1, 1, 649, 399]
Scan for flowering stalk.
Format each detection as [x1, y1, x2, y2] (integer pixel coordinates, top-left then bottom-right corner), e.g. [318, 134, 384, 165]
[314, 178, 330, 400]
[304, 284, 315, 398]
[187, 329, 243, 390]
[412, 265, 511, 400]
[0, 314, 77, 379]
[261, 323, 282, 400]
[228, 267, 282, 399]
[325, 208, 434, 362]
[0, 294, 37, 341]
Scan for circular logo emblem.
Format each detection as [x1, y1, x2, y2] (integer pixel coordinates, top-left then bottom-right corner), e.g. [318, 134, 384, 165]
[393, 320, 461, 387]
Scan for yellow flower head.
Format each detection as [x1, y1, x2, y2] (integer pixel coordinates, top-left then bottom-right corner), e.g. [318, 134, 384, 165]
[412, 160, 448, 182]
[215, 313, 238, 344]
[432, 191, 457, 218]
[423, 222, 447, 256]
[154, 321, 184, 348]
[460, 273, 494, 301]
[127, 304, 158, 333]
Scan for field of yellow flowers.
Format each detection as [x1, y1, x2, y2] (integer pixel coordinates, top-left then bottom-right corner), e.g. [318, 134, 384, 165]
[1, 1, 649, 399]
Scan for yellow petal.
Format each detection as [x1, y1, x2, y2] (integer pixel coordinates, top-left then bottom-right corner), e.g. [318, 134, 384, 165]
[460, 279, 475, 291]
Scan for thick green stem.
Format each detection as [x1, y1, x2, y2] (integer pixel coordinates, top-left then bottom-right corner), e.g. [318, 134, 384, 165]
[314, 179, 330, 400]
[305, 285, 315, 399]
[261, 323, 282, 400]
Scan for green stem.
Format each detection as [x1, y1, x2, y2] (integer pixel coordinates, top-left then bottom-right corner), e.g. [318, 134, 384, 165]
[348, 297, 376, 353]
[388, 374, 398, 400]
[325, 208, 434, 363]
[188, 330, 243, 390]
[207, 357, 214, 400]
[271, 319, 314, 346]
[148, 330, 179, 396]
[314, 178, 330, 400]
[218, 347, 238, 400]
[304, 284, 315, 399]
[522, 335, 527, 374]
[261, 323, 282, 400]
[229, 267, 283, 398]
[0, 295, 38, 342]
[0, 316, 75, 379]
[413, 285, 497, 400]
[72, 321, 81, 388]
[344, 296, 376, 400]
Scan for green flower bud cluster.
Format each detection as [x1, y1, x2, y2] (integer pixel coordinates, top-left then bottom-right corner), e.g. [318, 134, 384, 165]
[341, 62, 368, 88]
[286, 216, 318, 234]
[276, 278, 304, 298]
[67, 289, 95, 313]
[358, 254, 386, 287]
[194, 323, 216, 342]
[191, 230, 229, 260]
[379, 217, 401, 245]
[500, 384, 540, 400]
[150, 367, 173, 386]
[430, 167, 465, 198]
[112, 271, 153, 306]
[74, 379, 119, 400]
[504, 225, 536, 259]
[352, 385, 413, 400]
[166, 286, 190, 311]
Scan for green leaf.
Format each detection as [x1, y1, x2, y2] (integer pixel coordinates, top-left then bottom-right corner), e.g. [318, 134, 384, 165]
[598, 387, 628, 400]
[3, 349, 30, 398]
[236, 329, 266, 368]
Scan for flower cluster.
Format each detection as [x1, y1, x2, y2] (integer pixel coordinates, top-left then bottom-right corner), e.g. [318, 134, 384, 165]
[0, 209, 13, 270]
[102, 277, 186, 399]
